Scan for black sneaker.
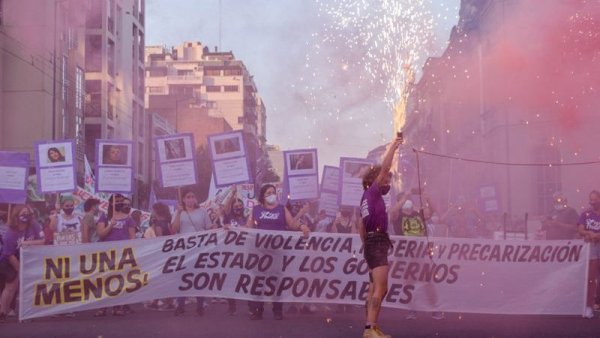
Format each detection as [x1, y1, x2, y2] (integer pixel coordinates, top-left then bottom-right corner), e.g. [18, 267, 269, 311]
[249, 312, 263, 320]
[274, 312, 283, 320]
[174, 307, 185, 316]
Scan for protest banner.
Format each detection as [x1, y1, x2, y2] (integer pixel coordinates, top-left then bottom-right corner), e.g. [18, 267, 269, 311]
[95, 140, 134, 193]
[155, 133, 198, 188]
[283, 148, 319, 201]
[207, 131, 251, 188]
[35, 140, 76, 193]
[318, 166, 340, 217]
[339, 157, 374, 207]
[20, 232, 588, 320]
[0, 151, 30, 204]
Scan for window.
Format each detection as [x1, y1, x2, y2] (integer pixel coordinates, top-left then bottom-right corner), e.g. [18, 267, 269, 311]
[85, 35, 102, 72]
[86, 0, 102, 28]
[61, 56, 68, 103]
[223, 67, 242, 76]
[535, 145, 561, 214]
[85, 80, 101, 116]
[107, 39, 115, 76]
[0, 0, 4, 26]
[206, 85, 221, 92]
[138, 142, 144, 175]
[75, 67, 84, 111]
[204, 68, 221, 76]
[148, 68, 167, 77]
[224, 85, 239, 92]
[107, 0, 115, 33]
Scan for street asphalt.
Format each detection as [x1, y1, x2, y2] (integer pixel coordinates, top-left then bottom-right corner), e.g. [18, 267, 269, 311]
[1, 301, 599, 338]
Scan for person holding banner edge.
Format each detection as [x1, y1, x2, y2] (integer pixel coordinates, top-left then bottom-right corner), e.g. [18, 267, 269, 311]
[0, 205, 45, 321]
[358, 134, 403, 338]
[245, 183, 311, 320]
[170, 189, 214, 317]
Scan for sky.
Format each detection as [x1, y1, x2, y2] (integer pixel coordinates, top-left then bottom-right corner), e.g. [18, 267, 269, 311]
[146, 0, 460, 168]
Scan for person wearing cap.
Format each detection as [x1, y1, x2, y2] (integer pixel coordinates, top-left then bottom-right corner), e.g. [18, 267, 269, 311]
[541, 192, 579, 240]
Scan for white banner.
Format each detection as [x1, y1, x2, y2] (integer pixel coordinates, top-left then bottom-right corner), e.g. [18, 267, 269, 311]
[20, 232, 588, 320]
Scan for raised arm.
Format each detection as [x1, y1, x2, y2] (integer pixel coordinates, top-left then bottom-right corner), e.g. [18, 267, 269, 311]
[375, 135, 404, 186]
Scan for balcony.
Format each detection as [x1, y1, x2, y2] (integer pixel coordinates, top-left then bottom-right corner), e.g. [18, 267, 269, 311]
[166, 75, 203, 84]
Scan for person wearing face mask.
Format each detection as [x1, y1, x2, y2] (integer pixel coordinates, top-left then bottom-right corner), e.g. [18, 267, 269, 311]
[94, 195, 136, 317]
[145, 202, 175, 311]
[578, 190, 600, 319]
[49, 196, 83, 245]
[81, 199, 101, 243]
[0, 205, 44, 321]
[540, 192, 579, 240]
[358, 134, 403, 338]
[245, 183, 311, 320]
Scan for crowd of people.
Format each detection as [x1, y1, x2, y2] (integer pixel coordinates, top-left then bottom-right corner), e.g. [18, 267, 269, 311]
[0, 179, 599, 328]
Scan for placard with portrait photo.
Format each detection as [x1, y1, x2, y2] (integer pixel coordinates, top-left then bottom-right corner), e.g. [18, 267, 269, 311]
[35, 140, 77, 193]
[283, 148, 319, 201]
[95, 140, 135, 193]
[154, 133, 198, 188]
[284, 149, 318, 176]
[208, 131, 245, 161]
[207, 131, 251, 188]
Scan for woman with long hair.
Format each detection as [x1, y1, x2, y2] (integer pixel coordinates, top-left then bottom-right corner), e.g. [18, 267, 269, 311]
[170, 189, 214, 317]
[94, 194, 135, 317]
[245, 184, 310, 320]
[47, 147, 65, 163]
[358, 134, 403, 338]
[0, 205, 44, 321]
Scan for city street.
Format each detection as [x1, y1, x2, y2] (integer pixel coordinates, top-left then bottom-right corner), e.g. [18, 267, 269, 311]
[2, 301, 600, 338]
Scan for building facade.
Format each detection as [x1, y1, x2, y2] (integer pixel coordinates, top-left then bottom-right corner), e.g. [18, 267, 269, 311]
[401, 0, 600, 218]
[84, 0, 148, 205]
[0, 0, 88, 182]
[145, 42, 270, 195]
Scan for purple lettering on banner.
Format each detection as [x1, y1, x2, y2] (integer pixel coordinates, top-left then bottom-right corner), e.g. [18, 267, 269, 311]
[0, 151, 30, 204]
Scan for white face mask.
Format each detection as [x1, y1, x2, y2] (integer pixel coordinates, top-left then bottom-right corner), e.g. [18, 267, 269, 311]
[265, 195, 277, 205]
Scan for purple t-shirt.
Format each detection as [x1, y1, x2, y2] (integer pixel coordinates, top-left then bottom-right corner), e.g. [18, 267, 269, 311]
[0, 222, 43, 262]
[578, 209, 600, 233]
[360, 181, 388, 232]
[252, 205, 286, 231]
[98, 214, 135, 242]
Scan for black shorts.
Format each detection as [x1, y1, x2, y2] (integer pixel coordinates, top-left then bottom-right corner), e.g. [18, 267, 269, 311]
[0, 259, 18, 283]
[363, 232, 391, 270]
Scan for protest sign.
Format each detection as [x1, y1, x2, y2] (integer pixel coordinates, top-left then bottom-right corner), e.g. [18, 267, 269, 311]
[207, 131, 251, 187]
[319, 166, 340, 217]
[155, 133, 198, 188]
[284, 149, 319, 201]
[339, 157, 374, 207]
[35, 140, 76, 193]
[0, 151, 29, 204]
[95, 140, 134, 193]
[20, 232, 588, 320]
